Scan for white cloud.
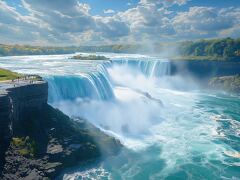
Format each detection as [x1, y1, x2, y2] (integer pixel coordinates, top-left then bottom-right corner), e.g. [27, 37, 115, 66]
[104, 9, 115, 14]
[0, 0, 239, 45]
[0, 1, 52, 45]
[172, 7, 239, 39]
[118, 3, 175, 42]
[140, 0, 189, 6]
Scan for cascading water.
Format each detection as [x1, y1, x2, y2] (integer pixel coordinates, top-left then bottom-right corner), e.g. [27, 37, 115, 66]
[45, 73, 114, 103]
[112, 59, 171, 78]
[44, 62, 115, 103]
[0, 53, 239, 180]
[46, 58, 171, 104]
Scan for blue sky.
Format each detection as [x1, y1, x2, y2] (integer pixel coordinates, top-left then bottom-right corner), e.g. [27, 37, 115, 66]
[0, 0, 240, 45]
[81, 0, 139, 15]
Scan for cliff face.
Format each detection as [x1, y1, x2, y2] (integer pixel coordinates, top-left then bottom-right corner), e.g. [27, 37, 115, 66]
[0, 94, 12, 170]
[6, 82, 48, 125]
[0, 81, 48, 140]
[209, 75, 240, 94]
[0, 81, 48, 172]
[0, 93, 12, 143]
[170, 60, 240, 79]
[0, 80, 122, 179]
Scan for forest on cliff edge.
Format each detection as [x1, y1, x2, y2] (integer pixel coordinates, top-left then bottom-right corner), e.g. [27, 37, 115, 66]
[0, 38, 240, 60]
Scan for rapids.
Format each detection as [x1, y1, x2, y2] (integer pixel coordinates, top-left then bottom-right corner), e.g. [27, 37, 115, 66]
[0, 53, 239, 179]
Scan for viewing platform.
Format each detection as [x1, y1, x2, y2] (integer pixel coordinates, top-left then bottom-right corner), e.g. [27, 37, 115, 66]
[0, 75, 44, 91]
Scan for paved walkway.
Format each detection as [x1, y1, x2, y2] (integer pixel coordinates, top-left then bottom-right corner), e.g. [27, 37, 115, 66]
[0, 76, 44, 94]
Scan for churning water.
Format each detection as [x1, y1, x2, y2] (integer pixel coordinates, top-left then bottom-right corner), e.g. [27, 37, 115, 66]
[0, 53, 239, 179]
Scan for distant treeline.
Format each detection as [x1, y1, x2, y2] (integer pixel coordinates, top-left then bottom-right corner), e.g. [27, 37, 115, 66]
[0, 44, 140, 56]
[0, 38, 240, 60]
[178, 38, 240, 58]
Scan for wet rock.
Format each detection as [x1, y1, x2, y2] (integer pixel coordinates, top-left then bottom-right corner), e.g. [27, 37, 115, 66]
[0, 105, 122, 179]
[47, 144, 63, 154]
[0, 80, 122, 179]
[209, 75, 240, 94]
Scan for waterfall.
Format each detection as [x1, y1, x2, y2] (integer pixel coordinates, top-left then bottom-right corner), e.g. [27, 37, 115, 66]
[112, 59, 170, 78]
[44, 59, 170, 103]
[45, 71, 114, 103]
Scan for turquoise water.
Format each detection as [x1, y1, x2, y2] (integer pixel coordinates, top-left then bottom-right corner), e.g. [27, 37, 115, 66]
[61, 92, 240, 180]
[0, 53, 239, 179]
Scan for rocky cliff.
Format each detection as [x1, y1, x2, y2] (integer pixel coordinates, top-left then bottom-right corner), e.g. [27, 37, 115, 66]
[0, 80, 122, 179]
[0, 93, 12, 171]
[170, 60, 240, 79]
[0, 80, 48, 173]
[1, 81, 48, 131]
[169, 60, 240, 90]
[209, 75, 240, 94]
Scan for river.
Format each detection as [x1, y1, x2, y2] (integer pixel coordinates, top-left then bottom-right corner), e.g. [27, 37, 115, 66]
[0, 53, 239, 179]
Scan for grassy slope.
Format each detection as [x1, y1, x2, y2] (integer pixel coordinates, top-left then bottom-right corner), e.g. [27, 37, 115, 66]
[0, 68, 21, 81]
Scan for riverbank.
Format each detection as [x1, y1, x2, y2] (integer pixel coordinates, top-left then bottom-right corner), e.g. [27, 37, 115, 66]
[170, 60, 240, 77]
[169, 60, 240, 93]
[209, 75, 240, 94]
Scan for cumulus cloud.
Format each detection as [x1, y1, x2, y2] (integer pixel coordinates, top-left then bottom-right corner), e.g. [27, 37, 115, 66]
[22, 0, 95, 33]
[0, 1, 52, 44]
[23, 0, 91, 16]
[96, 16, 130, 38]
[118, 4, 175, 42]
[0, 0, 239, 45]
[104, 9, 115, 14]
[173, 6, 240, 39]
[22, 0, 129, 43]
[140, 0, 189, 6]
